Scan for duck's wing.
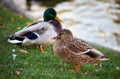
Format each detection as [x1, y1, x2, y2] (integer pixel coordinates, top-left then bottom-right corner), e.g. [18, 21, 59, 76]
[56, 45, 97, 64]
[27, 21, 43, 27]
[9, 21, 42, 37]
[65, 39, 104, 58]
[65, 39, 92, 53]
[14, 22, 48, 37]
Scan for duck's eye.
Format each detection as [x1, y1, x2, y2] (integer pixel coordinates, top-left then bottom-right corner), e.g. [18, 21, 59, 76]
[59, 33, 64, 36]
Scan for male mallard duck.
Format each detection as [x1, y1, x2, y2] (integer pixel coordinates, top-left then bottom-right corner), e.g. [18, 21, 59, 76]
[8, 8, 62, 52]
[53, 29, 109, 72]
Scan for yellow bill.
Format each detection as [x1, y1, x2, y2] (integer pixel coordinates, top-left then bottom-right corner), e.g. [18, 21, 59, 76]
[55, 16, 63, 22]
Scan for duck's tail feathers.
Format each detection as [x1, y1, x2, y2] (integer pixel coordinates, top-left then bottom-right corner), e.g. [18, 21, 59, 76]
[87, 49, 109, 61]
[7, 36, 24, 45]
[87, 49, 104, 58]
[97, 56, 109, 61]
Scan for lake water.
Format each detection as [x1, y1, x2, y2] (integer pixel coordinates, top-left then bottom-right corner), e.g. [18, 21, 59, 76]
[13, 0, 120, 53]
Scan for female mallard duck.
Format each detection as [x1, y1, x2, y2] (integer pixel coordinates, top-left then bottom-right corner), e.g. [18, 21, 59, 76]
[53, 29, 109, 72]
[8, 8, 62, 52]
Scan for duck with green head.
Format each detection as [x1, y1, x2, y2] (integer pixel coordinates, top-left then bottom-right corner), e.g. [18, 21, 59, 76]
[8, 8, 62, 53]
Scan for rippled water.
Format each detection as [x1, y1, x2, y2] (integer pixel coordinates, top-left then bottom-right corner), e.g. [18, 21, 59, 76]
[13, 0, 120, 52]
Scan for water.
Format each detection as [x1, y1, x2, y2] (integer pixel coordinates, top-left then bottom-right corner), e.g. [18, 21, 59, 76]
[13, 0, 120, 52]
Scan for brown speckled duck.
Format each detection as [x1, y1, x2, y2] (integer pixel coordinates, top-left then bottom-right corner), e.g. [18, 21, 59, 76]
[53, 29, 109, 72]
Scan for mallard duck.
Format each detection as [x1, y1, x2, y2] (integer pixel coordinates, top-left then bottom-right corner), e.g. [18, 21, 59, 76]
[53, 29, 109, 72]
[8, 8, 62, 52]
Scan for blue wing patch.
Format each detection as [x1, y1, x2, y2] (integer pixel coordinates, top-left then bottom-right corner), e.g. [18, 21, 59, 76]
[26, 32, 38, 40]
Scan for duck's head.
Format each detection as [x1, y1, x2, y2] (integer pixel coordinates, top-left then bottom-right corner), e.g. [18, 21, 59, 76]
[44, 8, 62, 22]
[53, 29, 73, 43]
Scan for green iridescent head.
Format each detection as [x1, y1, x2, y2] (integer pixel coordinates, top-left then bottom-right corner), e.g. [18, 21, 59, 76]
[43, 8, 62, 22]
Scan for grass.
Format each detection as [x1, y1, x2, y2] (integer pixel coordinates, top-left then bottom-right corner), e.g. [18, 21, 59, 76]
[0, 7, 120, 79]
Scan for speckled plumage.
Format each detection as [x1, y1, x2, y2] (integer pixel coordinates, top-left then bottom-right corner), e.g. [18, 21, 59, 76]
[53, 29, 109, 72]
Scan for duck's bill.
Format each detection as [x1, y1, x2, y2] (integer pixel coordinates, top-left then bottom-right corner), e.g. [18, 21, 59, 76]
[55, 16, 63, 22]
[53, 36, 60, 39]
